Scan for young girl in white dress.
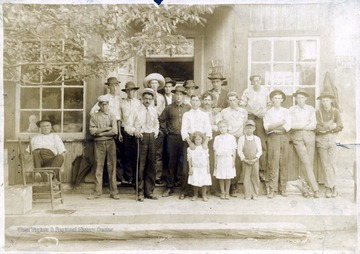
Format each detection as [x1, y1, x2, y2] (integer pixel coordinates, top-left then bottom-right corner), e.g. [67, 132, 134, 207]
[213, 121, 237, 200]
[187, 131, 212, 202]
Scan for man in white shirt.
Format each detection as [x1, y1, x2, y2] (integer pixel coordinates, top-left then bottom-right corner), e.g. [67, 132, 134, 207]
[263, 89, 291, 198]
[289, 89, 319, 198]
[120, 81, 141, 185]
[144, 73, 166, 185]
[216, 91, 248, 196]
[240, 75, 271, 180]
[132, 88, 160, 202]
[31, 117, 66, 181]
[180, 94, 212, 200]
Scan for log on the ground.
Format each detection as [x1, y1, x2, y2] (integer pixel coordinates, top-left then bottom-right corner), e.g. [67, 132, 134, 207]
[6, 223, 308, 240]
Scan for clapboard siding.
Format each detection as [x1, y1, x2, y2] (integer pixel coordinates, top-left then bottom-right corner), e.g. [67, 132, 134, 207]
[249, 5, 321, 31]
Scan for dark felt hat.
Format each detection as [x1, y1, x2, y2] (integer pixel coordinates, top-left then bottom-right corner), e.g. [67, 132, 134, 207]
[208, 72, 226, 81]
[269, 89, 286, 102]
[121, 81, 140, 92]
[171, 85, 187, 95]
[183, 80, 199, 89]
[164, 77, 176, 86]
[316, 91, 335, 100]
[105, 77, 120, 86]
[36, 116, 55, 127]
[293, 88, 309, 97]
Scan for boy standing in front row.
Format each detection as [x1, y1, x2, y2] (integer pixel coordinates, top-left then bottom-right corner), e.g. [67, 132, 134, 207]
[263, 89, 291, 199]
[238, 120, 262, 200]
[88, 95, 120, 200]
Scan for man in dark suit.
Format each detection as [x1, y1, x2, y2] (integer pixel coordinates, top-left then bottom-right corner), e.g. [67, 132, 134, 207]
[207, 72, 229, 111]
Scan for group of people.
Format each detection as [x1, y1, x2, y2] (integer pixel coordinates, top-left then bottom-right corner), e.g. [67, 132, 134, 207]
[29, 72, 343, 202]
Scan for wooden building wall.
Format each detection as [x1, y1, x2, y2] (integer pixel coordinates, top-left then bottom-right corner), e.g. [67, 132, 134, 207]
[5, 3, 349, 185]
[203, 4, 338, 182]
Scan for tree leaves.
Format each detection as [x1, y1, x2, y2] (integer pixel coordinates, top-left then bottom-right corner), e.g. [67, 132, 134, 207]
[3, 4, 215, 83]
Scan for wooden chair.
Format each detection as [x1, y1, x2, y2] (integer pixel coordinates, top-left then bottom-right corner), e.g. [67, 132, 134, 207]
[18, 138, 64, 210]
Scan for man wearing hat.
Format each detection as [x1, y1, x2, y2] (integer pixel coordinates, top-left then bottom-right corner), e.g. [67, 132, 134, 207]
[237, 119, 263, 200]
[130, 88, 160, 201]
[207, 72, 229, 110]
[289, 89, 319, 198]
[315, 91, 343, 198]
[120, 81, 142, 184]
[162, 77, 177, 107]
[144, 73, 167, 186]
[183, 80, 199, 106]
[143, 73, 166, 115]
[159, 86, 191, 197]
[90, 77, 124, 183]
[30, 116, 66, 180]
[89, 95, 120, 200]
[263, 89, 291, 199]
[240, 75, 271, 180]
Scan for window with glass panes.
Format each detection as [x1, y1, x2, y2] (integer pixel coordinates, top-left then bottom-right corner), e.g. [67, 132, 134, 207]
[17, 40, 85, 138]
[248, 37, 319, 108]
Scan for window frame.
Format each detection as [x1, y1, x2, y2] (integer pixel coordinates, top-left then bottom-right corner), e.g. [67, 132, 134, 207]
[16, 39, 86, 139]
[248, 36, 320, 107]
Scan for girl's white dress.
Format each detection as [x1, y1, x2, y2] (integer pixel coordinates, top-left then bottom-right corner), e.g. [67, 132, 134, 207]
[187, 146, 212, 187]
[213, 133, 237, 179]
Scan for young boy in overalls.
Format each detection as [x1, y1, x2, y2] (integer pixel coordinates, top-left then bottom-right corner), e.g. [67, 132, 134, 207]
[238, 120, 262, 200]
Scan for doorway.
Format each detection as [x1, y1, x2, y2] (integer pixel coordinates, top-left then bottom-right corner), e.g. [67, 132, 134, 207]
[146, 60, 194, 83]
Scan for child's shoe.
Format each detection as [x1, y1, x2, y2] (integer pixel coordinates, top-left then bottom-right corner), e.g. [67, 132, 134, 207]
[252, 195, 258, 200]
[191, 196, 197, 201]
[245, 197, 251, 200]
[225, 193, 230, 200]
[331, 186, 338, 198]
[313, 191, 319, 198]
[220, 193, 226, 200]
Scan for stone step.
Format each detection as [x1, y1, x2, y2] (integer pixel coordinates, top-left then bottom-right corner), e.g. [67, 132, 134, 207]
[5, 194, 356, 232]
[6, 222, 308, 241]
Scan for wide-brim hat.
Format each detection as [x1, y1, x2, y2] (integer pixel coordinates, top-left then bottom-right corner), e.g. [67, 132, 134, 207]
[105, 77, 120, 86]
[245, 119, 256, 127]
[293, 88, 309, 97]
[183, 80, 199, 89]
[208, 72, 226, 81]
[164, 77, 176, 86]
[269, 89, 286, 102]
[317, 91, 335, 100]
[171, 85, 187, 95]
[143, 73, 165, 91]
[36, 116, 55, 127]
[121, 81, 140, 92]
[142, 88, 156, 97]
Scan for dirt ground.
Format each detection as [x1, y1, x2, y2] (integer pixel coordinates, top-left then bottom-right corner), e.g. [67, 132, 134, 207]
[4, 230, 357, 252]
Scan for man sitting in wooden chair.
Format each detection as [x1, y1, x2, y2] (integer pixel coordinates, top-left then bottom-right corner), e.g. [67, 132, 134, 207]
[30, 116, 66, 182]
